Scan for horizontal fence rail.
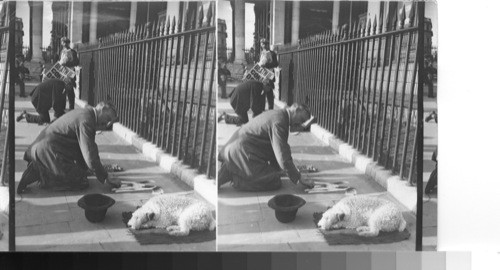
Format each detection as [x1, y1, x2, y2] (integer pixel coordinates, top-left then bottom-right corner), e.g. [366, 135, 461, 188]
[278, 4, 420, 183]
[77, 4, 217, 178]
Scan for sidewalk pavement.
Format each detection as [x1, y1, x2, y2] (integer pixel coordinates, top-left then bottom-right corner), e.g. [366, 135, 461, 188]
[14, 83, 215, 251]
[217, 83, 435, 251]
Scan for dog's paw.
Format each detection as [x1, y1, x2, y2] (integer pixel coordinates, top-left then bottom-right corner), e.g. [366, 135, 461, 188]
[356, 226, 370, 233]
[166, 226, 189, 236]
[332, 224, 343, 230]
[357, 228, 379, 237]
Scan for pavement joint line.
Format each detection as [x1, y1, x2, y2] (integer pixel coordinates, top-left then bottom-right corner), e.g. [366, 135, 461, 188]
[274, 100, 417, 212]
[74, 98, 216, 207]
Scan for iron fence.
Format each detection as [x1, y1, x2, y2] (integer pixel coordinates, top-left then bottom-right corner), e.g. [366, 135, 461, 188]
[77, 4, 217, 178]
[278, 4, 421, 183]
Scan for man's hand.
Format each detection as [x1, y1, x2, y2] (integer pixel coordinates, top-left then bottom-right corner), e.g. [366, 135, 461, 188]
[105, 176, 121, 189]
[299, 177, 315, 189]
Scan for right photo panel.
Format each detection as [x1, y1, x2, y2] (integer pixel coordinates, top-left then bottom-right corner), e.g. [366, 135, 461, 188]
[217, 0, 437, 251]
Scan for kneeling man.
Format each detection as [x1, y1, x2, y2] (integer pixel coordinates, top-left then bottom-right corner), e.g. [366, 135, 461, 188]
[17, 101, 120, 194]
[219, 79, 272, 126]
[218, 103, 315, 191]
[16, 78, 67, 124]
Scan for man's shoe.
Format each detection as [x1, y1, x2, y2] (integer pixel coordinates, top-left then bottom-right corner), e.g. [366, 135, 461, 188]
[217, 112, 226, 123]
[17, 162, 39, 194]
[16, 110, 26, 122]
[217, 163, 233, 189]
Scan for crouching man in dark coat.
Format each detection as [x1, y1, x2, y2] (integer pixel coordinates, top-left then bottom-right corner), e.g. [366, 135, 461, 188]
[17, 101, 120, 194]
[218, 103, 315, 191]
[219, 79, 271, 126]
[16, 78, 67, 124]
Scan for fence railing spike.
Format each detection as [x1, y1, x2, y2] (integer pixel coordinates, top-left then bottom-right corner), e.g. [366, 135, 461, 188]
[206, 2, 213, 27]
[166, 15, 171, 35]
[378, 11, 384, 33]
[366, 17, 372, 36]
[398, 5, 406, 29]
[198, 6, 204, 28]
[172, 16, 177, 34]
[408, 2, 416, 27]
[373, 15, 378, 35]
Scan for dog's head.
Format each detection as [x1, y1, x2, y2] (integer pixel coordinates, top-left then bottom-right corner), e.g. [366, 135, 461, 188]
[127, 208, 156, 230]
[317, 207, 345, 230]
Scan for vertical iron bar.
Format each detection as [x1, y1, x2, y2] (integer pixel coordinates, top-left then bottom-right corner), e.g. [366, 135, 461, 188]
[324, 38, 334, 131]
[317, 36, 330, 127]
[145, 24, 159, 141]
[392, 30, 414, 170]
[191, 27, 211, 167]
[126, 31, 139, 128]
[337, 34, 350, 140]
[400, 32, 419, 179]
[385, 30, 405, 168]
[184, 15, 203, 162]
[178, 29, 195, 160]
[161, 20, 177, 150]
[199, 29, 216, 171]
[124, 34, 134, 127]
[7, 1, 16, 251]
[355, 30, 370, 149]
[166, 24, 183, 153]
[154, 24, 169, 145]
[139, 24, 152, 138]
[172, 23, 187, 156]
[368, 32, 383, 157]
[131, 28, 143, 133]
[362, 32, 376, 154]
[379, 32, 397, 163]
[416, 2, 425, 251]
[207, 116, 216, 177]
[347, 28, 360, 145]
[331, 36, 341, 133]
[373, 33, 387, 160]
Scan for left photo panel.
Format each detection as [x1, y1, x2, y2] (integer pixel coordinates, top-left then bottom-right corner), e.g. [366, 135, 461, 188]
[3, 0, 217, 251]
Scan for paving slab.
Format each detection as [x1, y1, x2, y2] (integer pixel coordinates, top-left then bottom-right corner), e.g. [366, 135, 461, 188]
[217, 96, 416, 251]
[14, 90, 215, 251]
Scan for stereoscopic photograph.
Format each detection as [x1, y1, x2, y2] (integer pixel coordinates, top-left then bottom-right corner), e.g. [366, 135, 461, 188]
[217, 0, 437, 251]
[1, 0, 217, 251]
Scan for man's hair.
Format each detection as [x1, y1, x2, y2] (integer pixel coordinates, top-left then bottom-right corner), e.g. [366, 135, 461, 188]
[96, 101, 118, 119]
[290, 103, 311, 119]
[61, 37, 70, 44]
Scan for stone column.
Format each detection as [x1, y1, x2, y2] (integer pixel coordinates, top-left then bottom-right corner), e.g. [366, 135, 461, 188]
[332, 1, 340, 30]
[89, 1, 98, 43]
[234, 0, 245, 64]
[31, 1, 43, 62]
[70, 1, 83, 44]
[129, 2, 137, 32]
[291, 1, 300, 45]
[272, 0, 285, 47]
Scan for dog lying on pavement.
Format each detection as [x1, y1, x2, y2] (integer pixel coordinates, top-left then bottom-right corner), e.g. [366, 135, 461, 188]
[317, 196, 407, 237]
[127, 194, 216, 236]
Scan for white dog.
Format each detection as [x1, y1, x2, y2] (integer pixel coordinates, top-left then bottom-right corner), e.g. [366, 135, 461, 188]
[317, 196, 406, 237]
[127, 194, 216, 236]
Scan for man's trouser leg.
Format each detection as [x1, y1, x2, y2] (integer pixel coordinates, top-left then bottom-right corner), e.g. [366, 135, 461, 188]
[25, 110, 50, 124]
[231, 162, 282, 192]
[266, 85, 274, 110]
[53, 98, 66, 120]
[17, 162, 41, 194]
[225, 112, 248, 125]
[66, 82, 75, 110]
[16, 78, 26, 97]
[38, 161, 89, 191]
[218, 162, 233, 188]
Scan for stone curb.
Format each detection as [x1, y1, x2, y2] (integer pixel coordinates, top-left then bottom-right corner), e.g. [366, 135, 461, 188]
[274, 100, 417, 212]
[75, 99, 217, 207]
